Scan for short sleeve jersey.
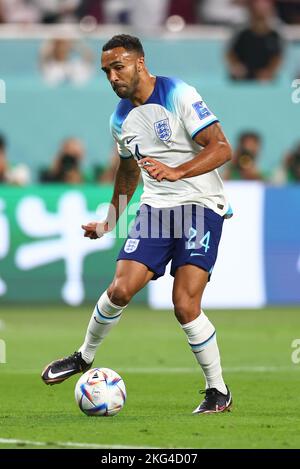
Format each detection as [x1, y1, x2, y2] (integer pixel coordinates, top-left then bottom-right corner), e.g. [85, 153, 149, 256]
[110, 76, 230, 216]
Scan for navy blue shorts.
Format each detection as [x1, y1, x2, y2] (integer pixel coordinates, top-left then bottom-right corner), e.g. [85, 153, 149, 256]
[117, 204, 224, 280]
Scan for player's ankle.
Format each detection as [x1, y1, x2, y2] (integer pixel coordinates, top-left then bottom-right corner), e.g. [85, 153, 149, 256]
[78, 348, 94, 365]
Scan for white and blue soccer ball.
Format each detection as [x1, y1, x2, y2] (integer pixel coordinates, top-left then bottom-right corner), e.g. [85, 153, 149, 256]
[75, 367, 126, 416]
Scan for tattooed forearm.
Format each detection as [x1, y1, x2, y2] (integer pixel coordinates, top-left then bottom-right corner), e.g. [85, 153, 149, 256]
[114, 159, 140, 198]
[109, 157, 140, 223]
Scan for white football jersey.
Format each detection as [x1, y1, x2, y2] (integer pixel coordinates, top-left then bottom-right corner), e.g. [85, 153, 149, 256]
[110, 76, 231, 217]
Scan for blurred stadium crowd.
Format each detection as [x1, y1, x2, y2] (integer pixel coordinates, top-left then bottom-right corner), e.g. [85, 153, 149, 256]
[0, 0, 300, 26]
[2, 130, 300, 186]
[1, 0, 300, 186]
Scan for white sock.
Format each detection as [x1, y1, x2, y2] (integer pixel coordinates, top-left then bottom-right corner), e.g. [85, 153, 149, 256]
[181, 311, 227, 394]
[78, 290, 127, 364]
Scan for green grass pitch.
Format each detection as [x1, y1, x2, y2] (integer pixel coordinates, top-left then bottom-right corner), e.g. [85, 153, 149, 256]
[0, 305, 300, 449]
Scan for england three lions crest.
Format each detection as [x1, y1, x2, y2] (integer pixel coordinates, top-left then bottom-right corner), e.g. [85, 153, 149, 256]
[154, 118, 172, 141]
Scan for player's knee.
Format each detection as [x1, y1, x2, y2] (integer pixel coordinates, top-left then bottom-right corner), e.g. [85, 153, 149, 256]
[109, 281, 133, 306]
[173, 298, 200, 323]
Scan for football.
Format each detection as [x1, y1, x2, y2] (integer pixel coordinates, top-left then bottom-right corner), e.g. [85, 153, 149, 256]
[75, 367, 126, 416]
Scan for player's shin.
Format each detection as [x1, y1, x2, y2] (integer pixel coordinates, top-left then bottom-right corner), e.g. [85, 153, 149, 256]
[181, 311, 227, 394]
[78, 290, 127, 364]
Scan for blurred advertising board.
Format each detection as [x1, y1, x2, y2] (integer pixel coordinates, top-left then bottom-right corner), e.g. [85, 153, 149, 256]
[0, 185, 145, 304]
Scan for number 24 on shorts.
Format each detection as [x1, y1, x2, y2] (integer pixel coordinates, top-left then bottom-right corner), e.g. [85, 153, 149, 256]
[187, 228, 210, 252]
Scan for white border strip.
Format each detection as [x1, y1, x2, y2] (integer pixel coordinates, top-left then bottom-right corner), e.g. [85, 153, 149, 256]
[0, 24, 230, 40]
[0, 438, 157, 449]
[0, 24, 298, 41]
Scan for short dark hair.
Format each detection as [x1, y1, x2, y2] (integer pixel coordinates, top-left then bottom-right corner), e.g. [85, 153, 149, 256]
[102, 34, 144, 56]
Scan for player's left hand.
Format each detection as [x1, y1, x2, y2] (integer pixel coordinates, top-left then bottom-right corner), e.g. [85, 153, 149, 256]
[138, 157, 181, 182]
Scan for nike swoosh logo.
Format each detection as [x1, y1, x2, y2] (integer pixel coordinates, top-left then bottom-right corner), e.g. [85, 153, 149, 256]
[48, 368, 76, 379]
[125, 136, 137, 144]
[190, 253, 205, 257]
[216, 397, 232, 412]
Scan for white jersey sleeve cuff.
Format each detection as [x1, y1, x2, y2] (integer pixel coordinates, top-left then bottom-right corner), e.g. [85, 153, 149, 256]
[191, 119, 219, 140]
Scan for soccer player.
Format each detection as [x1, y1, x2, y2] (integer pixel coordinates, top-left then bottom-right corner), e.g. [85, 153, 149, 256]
[42, 34, 233, 414]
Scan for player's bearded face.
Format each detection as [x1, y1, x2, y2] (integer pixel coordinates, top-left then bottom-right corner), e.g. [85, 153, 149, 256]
[101, 49, 141, 99]
[111, 64, 140, 99]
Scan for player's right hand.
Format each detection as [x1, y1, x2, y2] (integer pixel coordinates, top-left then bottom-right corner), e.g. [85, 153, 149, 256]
[81, 221, 109, 240]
